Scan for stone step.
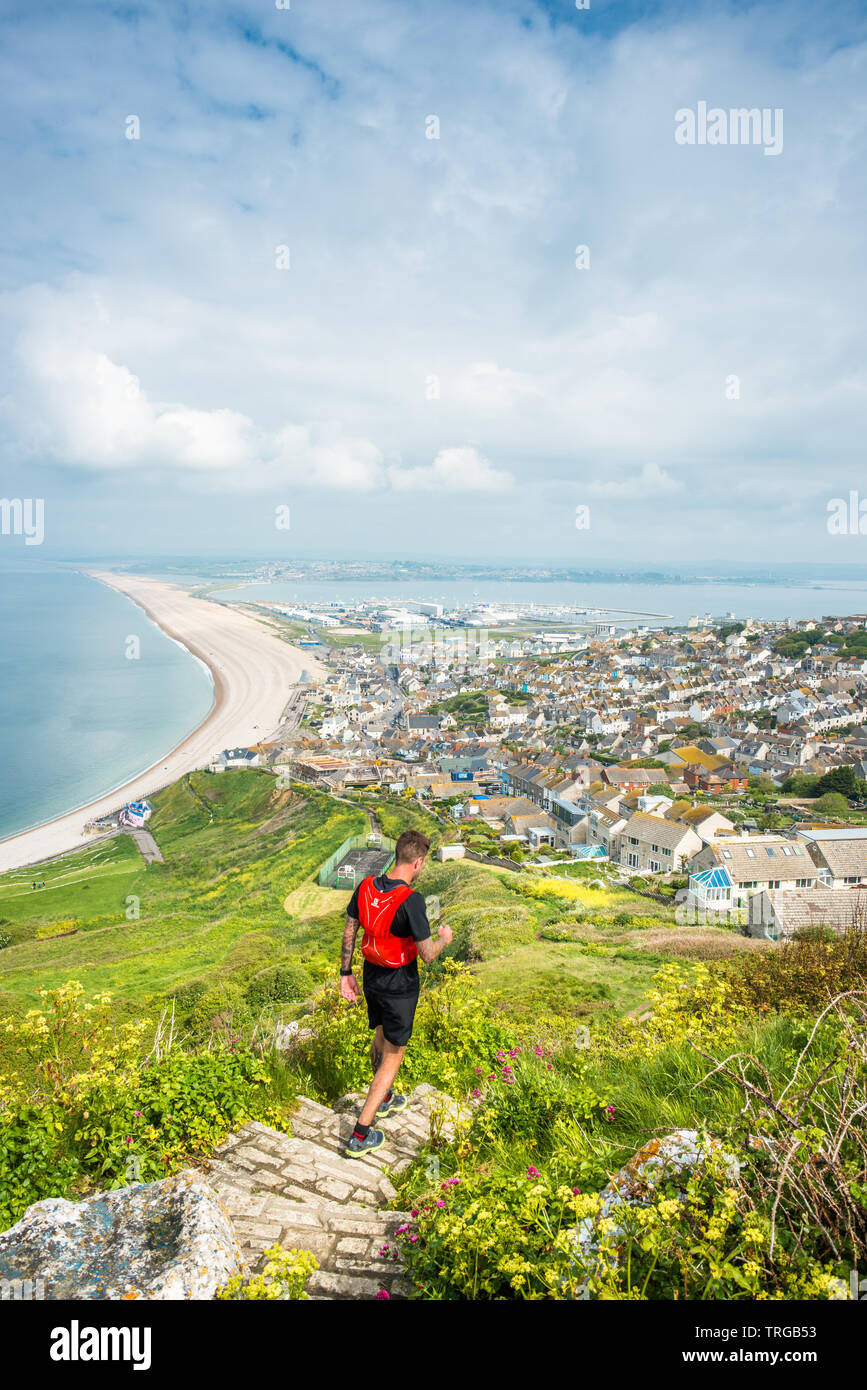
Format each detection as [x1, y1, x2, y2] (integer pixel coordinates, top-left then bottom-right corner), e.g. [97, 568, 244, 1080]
[198, 1083, 463, 1299]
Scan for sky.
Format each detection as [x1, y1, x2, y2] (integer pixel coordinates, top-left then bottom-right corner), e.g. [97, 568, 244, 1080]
[1, 0, 866, 566]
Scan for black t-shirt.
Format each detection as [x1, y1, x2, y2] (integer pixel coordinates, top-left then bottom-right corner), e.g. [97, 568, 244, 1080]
[347, 873, 431, 994]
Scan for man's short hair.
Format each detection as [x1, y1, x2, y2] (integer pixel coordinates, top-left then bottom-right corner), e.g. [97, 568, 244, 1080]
[394, 829, 431, 865]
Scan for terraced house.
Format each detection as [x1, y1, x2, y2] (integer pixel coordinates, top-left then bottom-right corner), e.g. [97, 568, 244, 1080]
[688, 834, 817, 914]
[792, 827, 867, 887]
[618, 811, 703, 873]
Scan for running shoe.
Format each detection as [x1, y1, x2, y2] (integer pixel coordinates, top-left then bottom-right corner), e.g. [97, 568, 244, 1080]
[377, 1090, 407, 1119]
[344, 1127, 386, 1158]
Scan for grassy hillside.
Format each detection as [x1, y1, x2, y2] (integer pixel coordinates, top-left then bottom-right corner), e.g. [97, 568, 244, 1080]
[1, 772, 863, 1299]
[0, 771, 365, 1020]
[0, 775, 767, 1030]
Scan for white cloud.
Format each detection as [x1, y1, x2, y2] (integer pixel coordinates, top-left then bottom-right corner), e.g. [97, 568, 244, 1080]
[0, 0, 864, 558]
[388, 446, 515, 493]
[588, 462, 683, 500]
[3, 330, 386, 491]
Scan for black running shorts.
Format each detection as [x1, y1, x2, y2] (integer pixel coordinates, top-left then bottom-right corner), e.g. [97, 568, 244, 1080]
[364, 982, 419, 1047]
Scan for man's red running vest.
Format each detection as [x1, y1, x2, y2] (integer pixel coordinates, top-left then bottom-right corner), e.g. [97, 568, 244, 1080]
[358, 875, 417, 967]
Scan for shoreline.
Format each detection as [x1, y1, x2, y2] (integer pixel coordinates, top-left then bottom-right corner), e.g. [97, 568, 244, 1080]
[0, 572, 324, 874]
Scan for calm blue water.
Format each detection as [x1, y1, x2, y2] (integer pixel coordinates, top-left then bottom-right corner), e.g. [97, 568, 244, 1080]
[217, 577, 867, 625]
[0, 562, 214, 841]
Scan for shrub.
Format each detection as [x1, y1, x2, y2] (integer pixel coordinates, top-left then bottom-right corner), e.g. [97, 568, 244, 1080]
[469, 1048, 610, 1155]
[289, 961, 516, 1100]
[721, 916, 867, 1016]
[217, 1245, 318, 1300]
[245, 962, 311, 1011]
[0, 982, 289, 1230]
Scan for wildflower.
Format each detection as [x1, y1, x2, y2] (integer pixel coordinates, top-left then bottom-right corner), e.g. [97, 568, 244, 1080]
[496, 1050, 506, 1060]
[572, 1187, 581, 1195]
[436, 1200, 446, 1208]
[449, 1178, 460, 1185]
[527, 1166, 540, 1179]
[378, 1245, 390, 1256]
[506, 1078, 515, 1085]
[134, 1111, 142, 1118]
[409, 1234, 419, 1243]
[534, 1046, 544, 1056]
[124, 1136, 133, 1145]
[508, 1047, 520, 1057]
[411, 1209, 419, 1218]
[474, 1067, 483, 1074]
[472, 1088, 482, 1099]
[375, 1290, 390, 1301]
[396, 1224, 409, 1234]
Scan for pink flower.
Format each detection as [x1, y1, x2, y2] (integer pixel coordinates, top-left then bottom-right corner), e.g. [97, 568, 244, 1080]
[134, 1111, 142, 1117]
[409, 1234, 419, 1243]
[449, 1178, 460, 1185]
[376, 1290, 390, 1301]
[496, 1051, 506, 1060]
[411, 1209, 419, 1218]
[534, 1046, 544, 1056]
[378, 1246, 390, 1256]
[508, 1048, 520, 1057]
[487, 1073, 496, 1081]
[572, 1187, 581, 1195]
[124, 1136, 133, 1144]
[396, 1224, 409, 1234]
[472, 1088, 482, 1098]
[527, 1166, 540, 1179]
[474, 1067, 483, 1075]
[436, 1200, 446, 1208]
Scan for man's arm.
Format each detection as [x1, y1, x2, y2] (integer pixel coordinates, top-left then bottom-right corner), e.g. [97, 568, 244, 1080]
[340, 915, 361, 1001]
[341, 914, 360, 972]
[416, 923, 453, 963]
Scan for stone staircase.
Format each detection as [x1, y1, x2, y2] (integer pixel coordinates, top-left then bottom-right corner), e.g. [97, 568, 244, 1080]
[199, 1084, 469, 1300]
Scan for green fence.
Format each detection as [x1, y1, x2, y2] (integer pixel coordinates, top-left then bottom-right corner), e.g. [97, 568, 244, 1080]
[317, 832, 396, 889]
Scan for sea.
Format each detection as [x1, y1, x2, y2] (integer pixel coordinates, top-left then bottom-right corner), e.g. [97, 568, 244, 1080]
[215, 576, 867, 625]
[4, 560, 867, 844]
[0, 561, 214, 842]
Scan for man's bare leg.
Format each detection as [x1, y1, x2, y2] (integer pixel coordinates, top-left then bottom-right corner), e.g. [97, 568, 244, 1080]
[370, 1024, 384, 1077]
[358, 1040, 406, 1127]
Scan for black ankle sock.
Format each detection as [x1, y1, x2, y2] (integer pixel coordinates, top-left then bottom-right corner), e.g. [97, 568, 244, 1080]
[353, 1121, 370, 1140]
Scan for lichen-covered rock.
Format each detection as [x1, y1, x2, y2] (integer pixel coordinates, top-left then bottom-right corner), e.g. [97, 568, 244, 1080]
[0, 1169, 245, 1300]
[568, 1129, 740, 1282]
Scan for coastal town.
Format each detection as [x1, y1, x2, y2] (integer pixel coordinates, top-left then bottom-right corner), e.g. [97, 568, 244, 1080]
[231, 596, 867, 943]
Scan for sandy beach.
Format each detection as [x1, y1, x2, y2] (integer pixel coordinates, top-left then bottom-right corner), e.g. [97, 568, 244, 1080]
[0, 572, 324, 873]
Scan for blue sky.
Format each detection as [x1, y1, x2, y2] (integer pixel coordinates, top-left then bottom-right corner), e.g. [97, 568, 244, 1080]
[1, 0, 866, 564]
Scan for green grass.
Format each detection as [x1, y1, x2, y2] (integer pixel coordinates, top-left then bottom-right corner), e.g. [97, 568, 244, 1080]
[0, 835, 145, 944]
[471, 940, 668, 1019]
[0, 773, 749, 1038]
[0, 772, 365, 1016]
